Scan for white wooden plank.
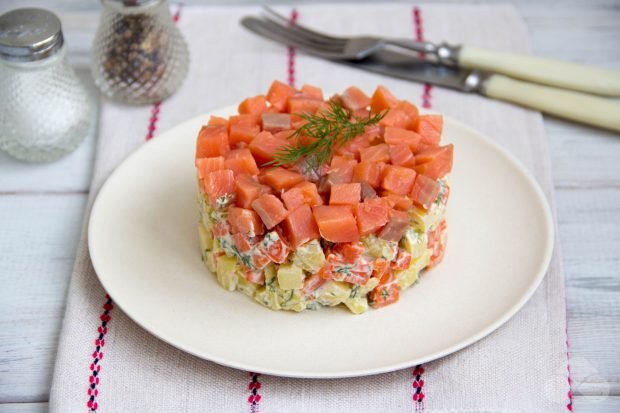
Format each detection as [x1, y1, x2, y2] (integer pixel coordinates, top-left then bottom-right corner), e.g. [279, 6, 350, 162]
[0, 69, 98, 194]
[0, 403, 48, 413]
[572, 396, 620, 413]
[0, 195, 86, 402]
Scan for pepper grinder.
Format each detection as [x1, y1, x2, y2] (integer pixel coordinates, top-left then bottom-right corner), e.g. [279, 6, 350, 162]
[91, 0, 189, 105]
[0, 8, 92, 162]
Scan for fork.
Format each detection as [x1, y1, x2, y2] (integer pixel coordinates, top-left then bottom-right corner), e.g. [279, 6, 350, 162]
[242, 7, 620, 97]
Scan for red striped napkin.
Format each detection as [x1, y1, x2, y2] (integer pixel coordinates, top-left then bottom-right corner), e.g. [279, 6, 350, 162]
[50, 4, 572, 412]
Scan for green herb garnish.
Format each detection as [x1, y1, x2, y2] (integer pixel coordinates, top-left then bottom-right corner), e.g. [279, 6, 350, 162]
[267, 101, 387, 168]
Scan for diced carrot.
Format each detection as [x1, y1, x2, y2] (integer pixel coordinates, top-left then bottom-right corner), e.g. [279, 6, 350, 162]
[360, 144, 390, 163]
[244, 269, 266, 284]
[392, 249, 412, 270]
[383, 126, 421, 152]
[293, 181, 323, 206]
[212, 221, 231, 237]
[228, 115, 260, 146]
[249, 131, 288, 165]
[203, 169, 235, 206]
[337, 242, 366, 262]
[369, 281, 400, 308]
[235, 174, 266, 209]
[231, 232, 253, 253]
[261, 167, 305, 192]
[228, 207, 265, 237]
[329, 156, 357, 184]
[330, 183, 361, 205]
[427, 219, 448, 268]
[251, 194, 289, 229]
[415, 144, 453, 180]
[207, 116, 228, 126]
[372, 258, 392, 283]
[382, 165, 417, 196]
[224, 148, 259, 176]
[261, 113, 292, 132]
[382, 192, 413, 211]
[282, 204, 320, 248]
[196, 156, 225, 180]
[238, 95, 268, 116]
[395, 100, 419, 129]
[318, 252, 373, 284]
[340, 86, 371, 111]
[196, 125, 230, 158]
[287, 98, 325, 115]
[267, 80, 296, 112]
[379, 108, 409, 128]
[378, 209, 409, 241]
[259, 230, 291, 263]
[302, 273, 327, 296]
[352, 161, 384, 188]
[300, 84, 324, 100]
[312, 205, 359, 243]
[370, 86, 398, 113]
[354, 198, 389, 236]
[388, 144, 416, 168]
[415, 115, 443, 145]
[410, 174, 440, 210]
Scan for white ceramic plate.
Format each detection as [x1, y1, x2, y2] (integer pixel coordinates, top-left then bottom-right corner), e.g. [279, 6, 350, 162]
[89, 106, 553, 378]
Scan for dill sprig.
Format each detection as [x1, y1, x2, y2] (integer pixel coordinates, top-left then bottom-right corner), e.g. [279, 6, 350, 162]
[267, 101, 387, 168]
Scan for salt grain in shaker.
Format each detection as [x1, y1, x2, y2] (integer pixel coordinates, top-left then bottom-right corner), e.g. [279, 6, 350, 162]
[91, 0, 189, 105]
[0, 8, 92, 162]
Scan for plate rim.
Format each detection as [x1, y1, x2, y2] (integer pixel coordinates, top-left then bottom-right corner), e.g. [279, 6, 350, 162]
[88, 106, 554, 378]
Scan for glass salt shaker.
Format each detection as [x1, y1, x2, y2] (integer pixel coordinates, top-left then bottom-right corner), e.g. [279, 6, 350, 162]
[0, 8, 92, 163]
[91, 0, 189, 105]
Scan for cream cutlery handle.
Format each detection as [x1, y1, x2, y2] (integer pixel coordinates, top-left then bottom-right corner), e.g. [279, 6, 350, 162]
[483, 74, 620, 132]
[459, 45, 620, 97]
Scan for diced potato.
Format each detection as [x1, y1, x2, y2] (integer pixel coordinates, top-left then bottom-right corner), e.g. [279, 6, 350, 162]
[344, 297, 369, 314]
[401, 228, 428, 258]
[236, 275, 258, 297]
[277, 263, 305, 290]
[198, 224, 213, 251]
[204, 250, 218, 273]
[410, 202, 445, 233]
[359, 277, 380, 295]
[316, 281, 352, 307]
[254, 287, 282, 310]
[362, 235, 398, 261]
[277, 288, 306, 312]
[396, 249, 431, 289]
[292, 239, 326, 273]
[215, 255, 239, 291]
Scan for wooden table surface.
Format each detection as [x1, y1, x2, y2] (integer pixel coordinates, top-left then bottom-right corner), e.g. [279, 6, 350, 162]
[0, 0, 618, 411]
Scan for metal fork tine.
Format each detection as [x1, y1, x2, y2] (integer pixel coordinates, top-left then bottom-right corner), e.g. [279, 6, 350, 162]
[262, 6, 347, 45]
[258, 15, 346, 51]
[241, 17, 345, 58]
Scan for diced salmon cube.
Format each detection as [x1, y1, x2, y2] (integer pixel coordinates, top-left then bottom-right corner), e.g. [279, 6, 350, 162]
[231, 232, 253, 253]
[382, 192, 413, 211]
[382, 165, 416, 196]
[282, 181, 323, 210]
[228, 115, 260, 146]
[415, 144, 453, 180]
[395, 100, 419, 129]
[262, 113, 292, 132]
[360, 144, 390, 163]
[282, 204, 320, 248]
[302, 273, 327, 296]
[383, 126, 421, 153]
[340, 86, 371, 111]
[224, 148, 259, 176]
[196, 156, 225, 180]
[360, 181, 378, 200]
[300, 84, 324, 100]
[330, 183, 361, 205]
[378, 209, 410, 241]
[312, 205, 359, 243]
[196, 125, 230, 158]
[287, 98, 325, 115]
[244, 268, 266, 284]
[235, 174, 266, 209]
[379, 108, 410, 128]
[415, 115, 443, 145]
[238, 95, 268, 116]
[329, 156, 357, 183]
[352, 161, 384, 188]
[281, 186, 305, 210]
[370, 86, 398, 113]
[203, 169, 235, 205]
[249, 131, 289, 165]
[388, 144, 416, 168]
[228, 207, 265, 237]
[251, 194, 288, 229]
[354, 198, 389, 236]
[410, 174, 441, 210]
[207, 116, 228, 126]
[261, 167, 305, 192]
[334, 133, 371, 159]
[267, 80, 296, 112]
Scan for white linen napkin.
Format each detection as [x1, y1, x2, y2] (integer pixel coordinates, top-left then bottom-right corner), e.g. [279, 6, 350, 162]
[50, 4, 572, 412]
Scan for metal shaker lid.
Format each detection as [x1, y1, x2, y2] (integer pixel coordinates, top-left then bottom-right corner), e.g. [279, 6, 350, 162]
[0, 8, 64, 62]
